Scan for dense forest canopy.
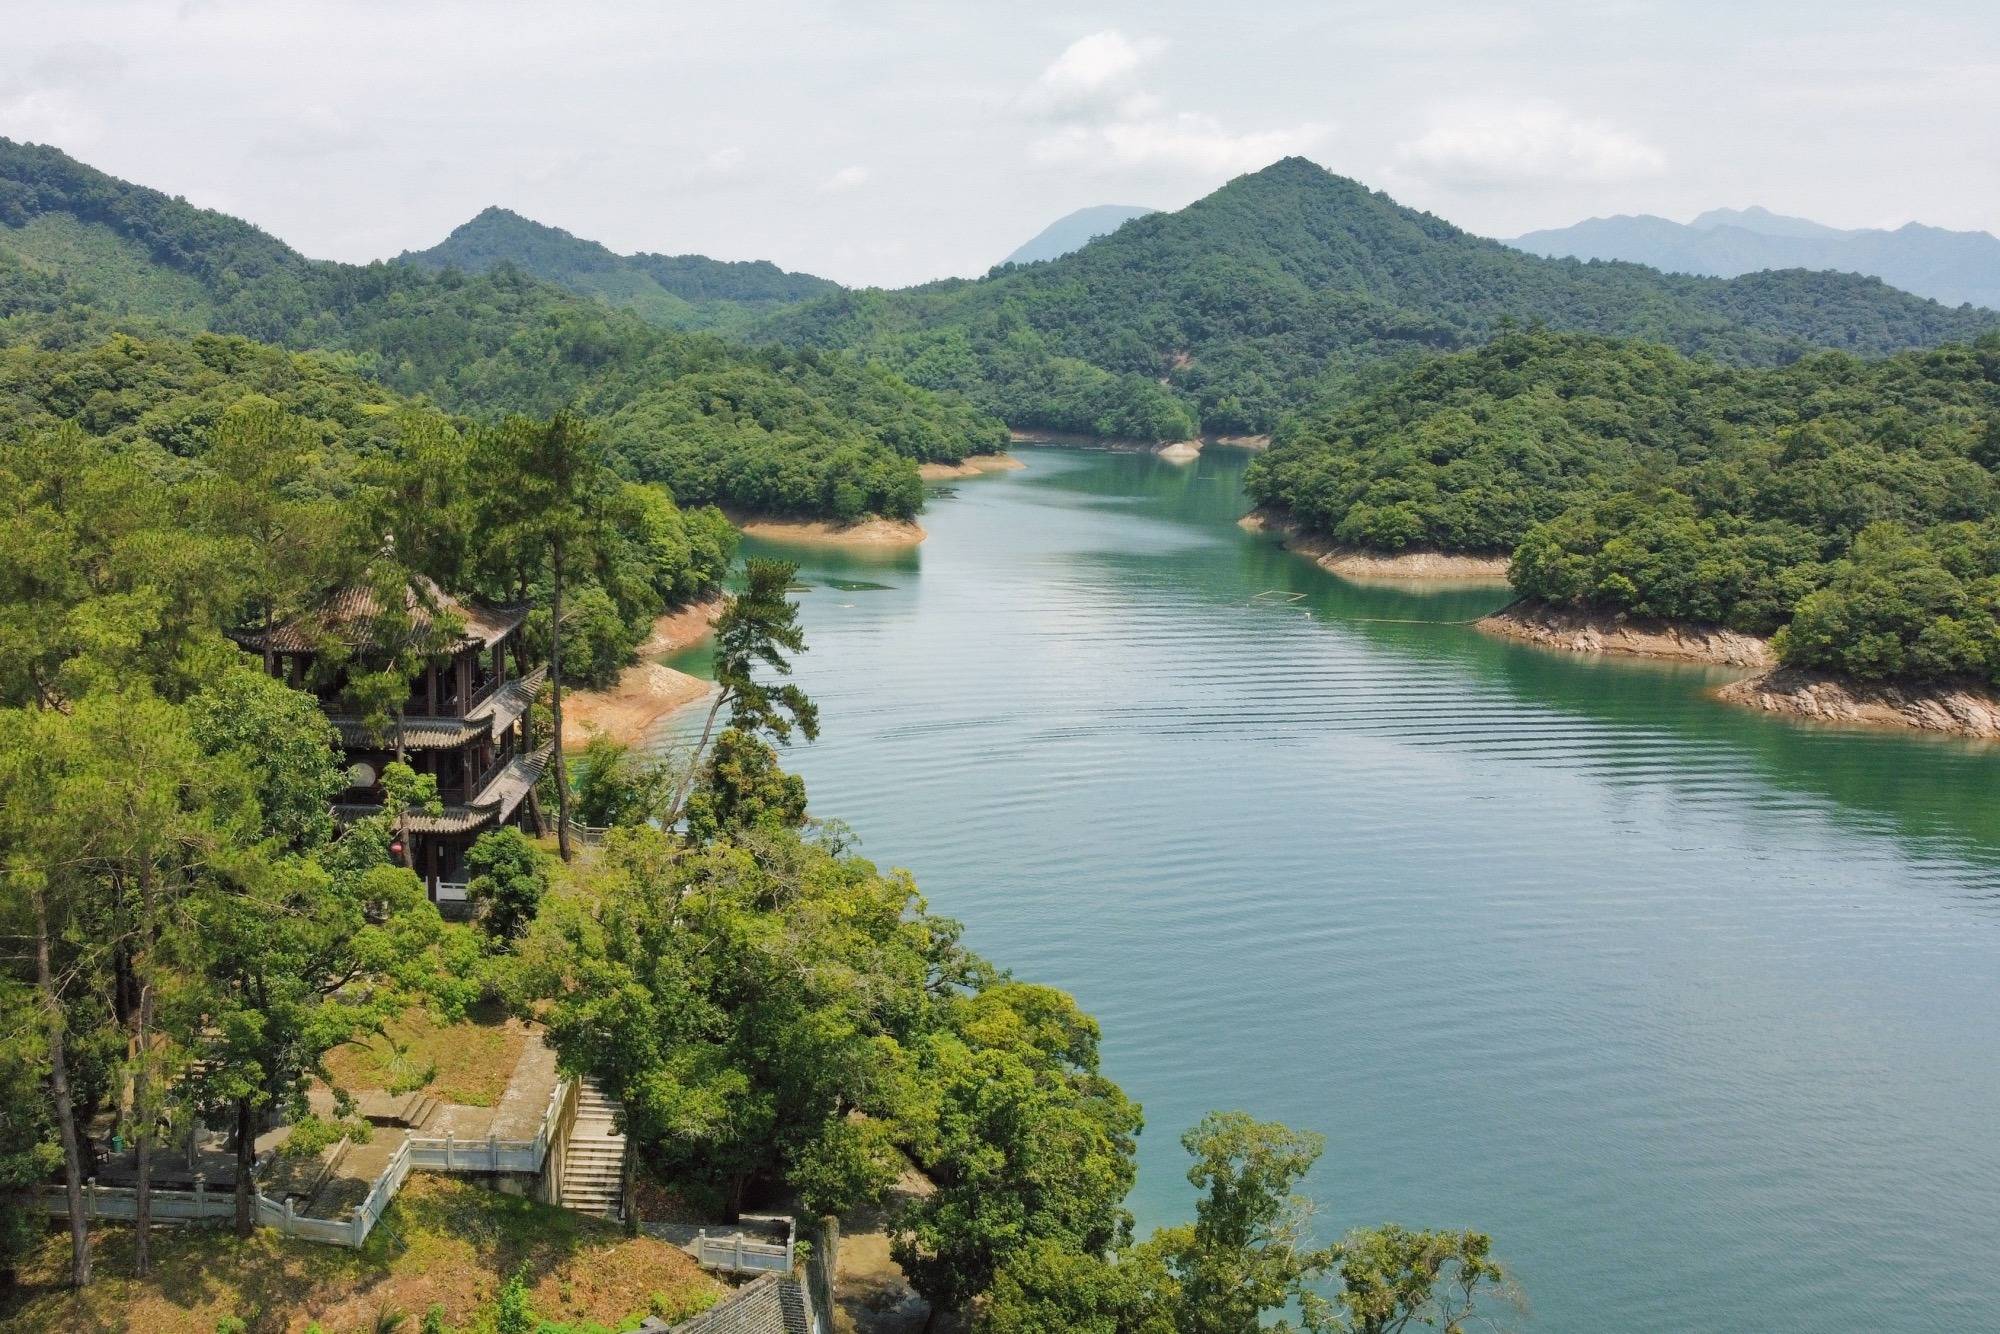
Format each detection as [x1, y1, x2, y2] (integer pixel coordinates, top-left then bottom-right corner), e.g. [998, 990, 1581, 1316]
[1247, 330, 2000, 686]
[759, 157, 2000, 438]
[397, 205, 842, 332]
[0, 137, 1003, 521]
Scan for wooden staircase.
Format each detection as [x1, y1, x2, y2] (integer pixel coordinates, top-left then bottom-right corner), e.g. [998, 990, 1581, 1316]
[559, 1080, 627, 1221]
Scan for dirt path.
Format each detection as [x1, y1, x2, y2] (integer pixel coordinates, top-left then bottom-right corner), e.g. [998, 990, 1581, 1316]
[834, 1170, 961, 1334]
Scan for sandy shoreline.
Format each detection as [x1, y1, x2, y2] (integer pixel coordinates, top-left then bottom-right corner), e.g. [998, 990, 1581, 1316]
[637, 595, 725, 656]
[729, 513, 928, 547]
[1239, 509, 1513, 581]
[564, 662, 712, 750]
[1476, 603, 1774, 668]
[563, 598, 724, 749]
[918, 453, 1028, 480]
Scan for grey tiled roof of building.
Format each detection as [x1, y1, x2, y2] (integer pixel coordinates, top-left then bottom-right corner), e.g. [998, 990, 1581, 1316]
[650, 1272, 812, 1334]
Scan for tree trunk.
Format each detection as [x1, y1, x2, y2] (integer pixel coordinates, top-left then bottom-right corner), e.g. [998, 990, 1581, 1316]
[233, 1096, 257, 1237]
[620, 1142, 638, 1236]
[665, 687, 730, 827]
[33, 889, 90, 1287]
[551, 535, 571, 861]
[133, 976, 155, 1276]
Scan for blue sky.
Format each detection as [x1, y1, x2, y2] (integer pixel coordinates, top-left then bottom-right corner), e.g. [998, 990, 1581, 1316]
[5, 1, 1996, 286]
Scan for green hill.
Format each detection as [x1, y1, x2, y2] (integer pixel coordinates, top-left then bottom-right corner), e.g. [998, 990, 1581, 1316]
[0, 137, 1002, 520]
[1245, 328, 2000, 687]
[397, 205, 840, 330]
[760, 157, 2000, 438]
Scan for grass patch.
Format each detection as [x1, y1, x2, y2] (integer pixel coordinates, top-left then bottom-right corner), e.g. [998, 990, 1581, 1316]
[323, 1001, 526, 1108]
[0, 1175, 723, 1333]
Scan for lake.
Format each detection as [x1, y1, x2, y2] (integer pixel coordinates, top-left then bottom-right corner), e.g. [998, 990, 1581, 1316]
[663, 446, 2000, 1332]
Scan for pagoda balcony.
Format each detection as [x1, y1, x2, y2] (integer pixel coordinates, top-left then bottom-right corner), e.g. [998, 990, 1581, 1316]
[335, 741, 554, 836]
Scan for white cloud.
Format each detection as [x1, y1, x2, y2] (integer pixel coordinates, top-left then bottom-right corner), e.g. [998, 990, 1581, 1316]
[706, 145, 746, 173]
[1022, 30, 1327, 176]
[1024, 30, 1165, 119]
[0, 89, 103, 148]
[252, 106, 377, 160]
[1033, 113, 1325, 176]
[821, 165, 869, 192]
[1394, 101, 1665, 188]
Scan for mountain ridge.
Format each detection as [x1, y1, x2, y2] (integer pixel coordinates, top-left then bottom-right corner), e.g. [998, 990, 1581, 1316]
[1508, 207, 2000, 309]
[396, 205, 840, 330]
[759, 156, 2000, 436]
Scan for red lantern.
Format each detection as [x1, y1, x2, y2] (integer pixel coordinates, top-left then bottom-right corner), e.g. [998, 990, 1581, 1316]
[389, 839, 405, 858]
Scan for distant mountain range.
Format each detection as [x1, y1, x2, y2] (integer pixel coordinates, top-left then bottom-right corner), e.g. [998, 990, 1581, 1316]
[1507, 207, 2000, 310]
[397, 206, 841, 330]
[1002, 205, 1156, 267]
[761, 158, 2000, 437]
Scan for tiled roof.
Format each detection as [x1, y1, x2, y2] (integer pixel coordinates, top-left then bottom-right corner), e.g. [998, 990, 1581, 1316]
[656, 1274, 811, 1334]
[236, 577, 527, 655]
[330, 716, 484, 750]
[329, 666, 546, 752]
[333, 742, 552, 836]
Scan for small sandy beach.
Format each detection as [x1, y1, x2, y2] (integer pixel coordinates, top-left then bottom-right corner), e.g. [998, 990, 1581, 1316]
[918, 453, 1027, 480]
[564, 597, 725, 749]
[734, 515, 928, 547]
[564, 663, 711, 750]
[1240, 509, 1512, 580]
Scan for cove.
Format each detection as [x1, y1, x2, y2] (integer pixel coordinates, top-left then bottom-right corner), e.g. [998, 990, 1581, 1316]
[660, 447, 2000, 1333]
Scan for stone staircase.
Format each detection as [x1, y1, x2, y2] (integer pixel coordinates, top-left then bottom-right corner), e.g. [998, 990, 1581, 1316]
[559, 1079, 627, 1221]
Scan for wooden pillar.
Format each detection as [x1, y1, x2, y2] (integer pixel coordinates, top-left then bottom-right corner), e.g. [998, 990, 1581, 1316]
[425, 665, 438, 716]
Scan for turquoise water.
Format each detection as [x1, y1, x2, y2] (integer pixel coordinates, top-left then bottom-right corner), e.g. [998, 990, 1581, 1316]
[664, 448, 2000, 1332]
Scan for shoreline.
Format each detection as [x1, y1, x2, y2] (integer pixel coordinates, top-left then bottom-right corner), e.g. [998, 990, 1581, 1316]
[1239, 508, 1513, 581]
[636, 595, 725, 657]
[1475, 602, 1774, 668]
[564, 597, 725, 750]
[918, 452, 1028, 481]
[564, 661, 712, 750]
[1479, 602, 2000, 739]
[1715, 668, 2000, 739]
[728, 512, 928, 547]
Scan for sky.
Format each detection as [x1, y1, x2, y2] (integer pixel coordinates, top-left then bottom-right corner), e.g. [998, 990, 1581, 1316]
[3, 1, 1996, 288]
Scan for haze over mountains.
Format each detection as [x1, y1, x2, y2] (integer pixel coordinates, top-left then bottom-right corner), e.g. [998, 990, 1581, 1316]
[1508, 207, 2000, 310]
[1001, 205, 1157, 267]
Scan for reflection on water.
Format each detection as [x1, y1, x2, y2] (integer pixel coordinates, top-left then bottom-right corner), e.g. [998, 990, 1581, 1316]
[659, 447, 2000, 1332]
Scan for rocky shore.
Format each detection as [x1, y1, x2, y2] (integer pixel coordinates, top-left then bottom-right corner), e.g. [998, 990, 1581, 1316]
[1715, 669, 2000, 738]
[1475, 602, 1774, 667]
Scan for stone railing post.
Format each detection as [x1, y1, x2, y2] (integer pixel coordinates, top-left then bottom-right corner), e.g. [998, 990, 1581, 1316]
[444, 1131, 454, 1171]
[195, 1173, 206, 1219]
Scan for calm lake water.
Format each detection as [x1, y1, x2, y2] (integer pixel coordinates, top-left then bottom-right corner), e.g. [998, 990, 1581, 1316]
[663, 447, 2000, 1333]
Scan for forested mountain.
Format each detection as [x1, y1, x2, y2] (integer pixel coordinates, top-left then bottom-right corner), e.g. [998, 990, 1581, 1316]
[1246, 330, 2000, 687]
[760, 157, 2000, 439]
[1508, 208, 2000, 311]
[0, 137, 1002, 520]
[1000, 204, 1156, 266]
[397, 205, 840, 330]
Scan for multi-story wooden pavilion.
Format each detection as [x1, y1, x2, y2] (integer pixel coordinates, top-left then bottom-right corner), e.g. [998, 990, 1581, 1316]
[236, 578, 551, 906]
